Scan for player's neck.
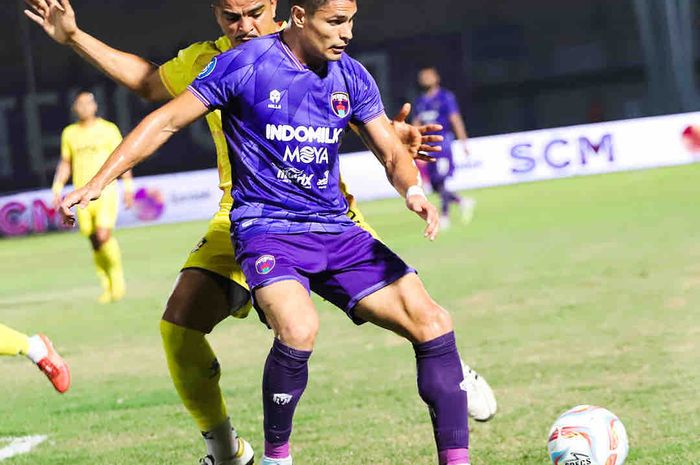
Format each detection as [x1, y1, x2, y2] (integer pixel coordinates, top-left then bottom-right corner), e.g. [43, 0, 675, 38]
[425, 86, 441, 97]
[281, 28, 326, 73]
[78, 117, 99, 127]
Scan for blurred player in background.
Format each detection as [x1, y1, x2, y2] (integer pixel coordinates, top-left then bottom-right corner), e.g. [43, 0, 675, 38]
[0, 323, 70, 393]
[413, 66, 475, 229]
[52, 91, 134, 304]
[26, 0, 495, 463]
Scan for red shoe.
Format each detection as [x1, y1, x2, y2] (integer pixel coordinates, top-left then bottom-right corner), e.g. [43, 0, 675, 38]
[35, 334, 71, 394]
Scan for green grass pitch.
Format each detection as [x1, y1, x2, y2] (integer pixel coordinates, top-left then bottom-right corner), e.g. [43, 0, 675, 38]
[1, 164, 699, 464]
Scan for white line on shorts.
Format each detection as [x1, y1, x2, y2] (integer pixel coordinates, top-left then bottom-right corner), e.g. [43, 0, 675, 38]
[0, 435, 47, 461]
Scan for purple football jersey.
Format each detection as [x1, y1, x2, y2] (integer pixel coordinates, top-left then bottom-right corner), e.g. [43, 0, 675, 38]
[413, 88, 460, 153]
[188, 32, 385, 239]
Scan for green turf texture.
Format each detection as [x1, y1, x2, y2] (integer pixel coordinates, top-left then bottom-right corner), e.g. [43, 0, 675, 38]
[1, 165, 698, 464]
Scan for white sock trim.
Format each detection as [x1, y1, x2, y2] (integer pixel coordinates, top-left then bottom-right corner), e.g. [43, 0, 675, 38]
[26, 335, 48, 364]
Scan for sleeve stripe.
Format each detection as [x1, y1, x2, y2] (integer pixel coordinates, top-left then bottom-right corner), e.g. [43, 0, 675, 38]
[187, 85, 212, 108]
[358, 109, 385, 124]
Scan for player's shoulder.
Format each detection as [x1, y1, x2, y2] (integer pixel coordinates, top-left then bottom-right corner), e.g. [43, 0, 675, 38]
[440, 88, 457, 100]
[97, 118, 119, 130]
[62, 122, 79, 137]
[338, 53, 372, 77]
[202, 35, 279, 78]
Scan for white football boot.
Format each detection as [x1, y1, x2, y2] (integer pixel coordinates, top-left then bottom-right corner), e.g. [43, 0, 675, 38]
[461, 360, 497, 422]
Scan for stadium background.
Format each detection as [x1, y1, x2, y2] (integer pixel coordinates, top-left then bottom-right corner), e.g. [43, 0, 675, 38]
[2, 0, 699, 193]
[1, 1, 700, 464]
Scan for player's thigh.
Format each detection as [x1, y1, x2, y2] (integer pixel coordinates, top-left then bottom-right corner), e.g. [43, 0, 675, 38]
[254, 280, 318, 350]
[76, 205, 96, 237]
[163, 268, 233, 334]
[182, 219, 253, 319]
[94, 190, 119, 231]
[353, 273, 452, 343]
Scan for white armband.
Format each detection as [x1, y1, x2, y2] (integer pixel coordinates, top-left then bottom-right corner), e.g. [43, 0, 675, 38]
[405, 185, 426, 199]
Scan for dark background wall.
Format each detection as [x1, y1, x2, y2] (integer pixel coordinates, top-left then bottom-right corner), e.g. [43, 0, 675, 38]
[1, 0, 699, 193]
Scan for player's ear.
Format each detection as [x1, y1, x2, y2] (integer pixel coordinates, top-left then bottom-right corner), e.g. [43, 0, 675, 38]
[290, 4, 306, 28]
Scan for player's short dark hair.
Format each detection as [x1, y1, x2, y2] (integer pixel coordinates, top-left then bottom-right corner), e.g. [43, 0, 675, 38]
[291, 0, 353, 16]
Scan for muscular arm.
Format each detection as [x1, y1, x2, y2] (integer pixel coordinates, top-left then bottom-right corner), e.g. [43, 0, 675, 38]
[60, 91, 208, 219]
[24, 0, 170, 101]
[357, 115, 439, 239]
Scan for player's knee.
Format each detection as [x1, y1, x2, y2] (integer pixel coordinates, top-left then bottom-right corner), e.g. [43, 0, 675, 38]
[96, 228, 111, 245]
[276, 320, 319, 350]
[408, 302, 453, 343]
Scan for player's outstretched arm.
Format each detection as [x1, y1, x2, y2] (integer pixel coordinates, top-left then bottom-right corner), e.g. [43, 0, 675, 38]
[60, 92, 208, 225]
[23, 0, 169, 101]
[51, 158, 71, 210]
[358, 115, 440, 240]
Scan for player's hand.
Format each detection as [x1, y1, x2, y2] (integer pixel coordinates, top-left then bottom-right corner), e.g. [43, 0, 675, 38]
[391, 103, 444, 163]
[51, 193, 63, 211]
[406, 194, 439, 241]
[461, 140, 470, 157]
[123, 191, 135, 210]
[23, 0, 78, 45]
[59, 182, 102, 227]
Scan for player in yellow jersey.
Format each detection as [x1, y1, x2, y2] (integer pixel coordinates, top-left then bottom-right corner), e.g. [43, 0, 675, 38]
[26, 0, 495, 463]
[52, 91, 134, 304]
[0, 323, 70, 393]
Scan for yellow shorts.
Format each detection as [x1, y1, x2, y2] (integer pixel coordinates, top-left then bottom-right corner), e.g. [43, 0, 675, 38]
[77, 187, 118, 236]
[182, 203, 379, 318]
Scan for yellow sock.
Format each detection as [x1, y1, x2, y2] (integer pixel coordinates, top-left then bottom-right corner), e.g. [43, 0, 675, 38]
[0, 323, 30, 356]
[97, 238, 125, 301]
[160, 320, 228, 431]
[93, 251, 111, 303]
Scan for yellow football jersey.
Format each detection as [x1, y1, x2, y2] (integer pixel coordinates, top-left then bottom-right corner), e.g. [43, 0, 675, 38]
[61, 118, 122, 189]
[159, 34, 239, 210]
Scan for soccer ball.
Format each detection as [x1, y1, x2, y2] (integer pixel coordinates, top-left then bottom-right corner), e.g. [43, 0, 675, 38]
[547, 405, 629, 465]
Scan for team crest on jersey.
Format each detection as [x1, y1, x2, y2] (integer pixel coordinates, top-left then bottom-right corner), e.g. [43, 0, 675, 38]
[196, 57, 217, 80]
[330, 92, 350, 118]
[255, 254, 276, 275]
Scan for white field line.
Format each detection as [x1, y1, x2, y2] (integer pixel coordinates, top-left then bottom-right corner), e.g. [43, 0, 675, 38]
[0, 435, 47, 460]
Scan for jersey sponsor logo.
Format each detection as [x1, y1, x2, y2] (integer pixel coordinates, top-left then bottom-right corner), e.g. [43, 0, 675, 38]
[266, 124, 343, 144]
[255, 254, 276, 274]
[330, 92, 350, 117]
[317, 170, 329, 189]
[283, 146, 329, 164]
[196, 57, 217, 80]
[419, 110, 439, 123]
[276, 167, 315, 189]
[268, 89, 282, 110]
[272, 393, 293, 405]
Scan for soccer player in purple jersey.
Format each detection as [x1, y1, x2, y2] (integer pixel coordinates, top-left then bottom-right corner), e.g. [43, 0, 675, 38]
[60, 1, 479, 464]
[413, 66, 476, 229]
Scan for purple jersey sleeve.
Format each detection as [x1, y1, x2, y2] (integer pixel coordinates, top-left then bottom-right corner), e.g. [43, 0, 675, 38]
[349, 61, 385, 125]
[444, 90, 460, 117]
[187, 48, 255, 110]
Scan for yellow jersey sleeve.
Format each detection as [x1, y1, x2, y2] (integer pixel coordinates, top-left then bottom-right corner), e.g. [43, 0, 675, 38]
[60, 126, 73, 162]
[158, 40, 222, 97]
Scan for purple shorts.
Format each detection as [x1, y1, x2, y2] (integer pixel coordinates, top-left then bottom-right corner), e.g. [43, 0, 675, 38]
[235, 226, 416, 324]
[428, 149, 456, 186]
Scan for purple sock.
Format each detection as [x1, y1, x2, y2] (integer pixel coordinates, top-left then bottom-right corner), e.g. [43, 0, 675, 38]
[262, 338, 312, 458]
[414, 332, 469, 462]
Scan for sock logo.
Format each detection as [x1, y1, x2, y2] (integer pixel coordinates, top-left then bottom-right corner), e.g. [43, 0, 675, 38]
[272, 393, 293, 405]
[459, 378, 469, 392]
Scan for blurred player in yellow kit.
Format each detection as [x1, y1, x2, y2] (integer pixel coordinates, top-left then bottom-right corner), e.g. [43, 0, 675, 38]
[26, 0, 494, 463]
[52, 92, 134, 303]
[0, 323, 70, 393]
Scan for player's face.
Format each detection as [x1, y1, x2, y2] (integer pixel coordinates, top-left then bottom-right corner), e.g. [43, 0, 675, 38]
[300, 0, 357, 63]
[213, 0, 278, 47]
[72, 93, 98, 121]
[418, 68, 440, 91]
